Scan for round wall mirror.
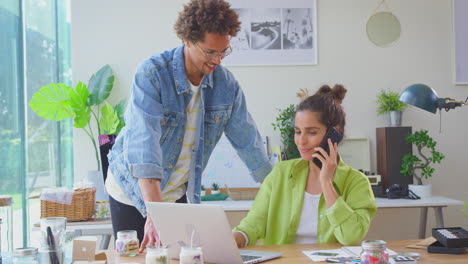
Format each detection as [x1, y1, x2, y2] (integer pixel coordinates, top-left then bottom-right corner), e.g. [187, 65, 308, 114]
[366, 11, 401, 46]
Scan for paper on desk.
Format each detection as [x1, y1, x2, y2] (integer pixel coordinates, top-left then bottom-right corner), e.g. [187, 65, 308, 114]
[405, 237, 436, 249]
[303, 246, 397, 262]
[40, 187, 73, 205]
[303, 248, 350, 262]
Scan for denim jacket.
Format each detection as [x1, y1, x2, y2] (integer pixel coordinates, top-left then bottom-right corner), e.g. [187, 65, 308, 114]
[108, 45, 274, 216]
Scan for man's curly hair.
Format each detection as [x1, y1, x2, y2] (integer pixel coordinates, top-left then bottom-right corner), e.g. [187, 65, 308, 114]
[174, 0, 241, 42]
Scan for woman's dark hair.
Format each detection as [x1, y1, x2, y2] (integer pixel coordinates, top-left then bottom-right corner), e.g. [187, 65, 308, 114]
[296, 84, 347, 134]
[174, 0, 241, 43]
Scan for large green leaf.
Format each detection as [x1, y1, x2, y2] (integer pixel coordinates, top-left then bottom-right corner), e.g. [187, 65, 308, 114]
[29, 83, 74, 121]
[88, 64, 114, 106]
[113, 99, 127, 118]
[100, 102, 120, 135]
[69, 82, 91, 128]
[113, 99, 127, 134]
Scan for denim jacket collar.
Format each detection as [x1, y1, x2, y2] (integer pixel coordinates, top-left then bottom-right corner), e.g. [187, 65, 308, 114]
[172, 45, 214, 94]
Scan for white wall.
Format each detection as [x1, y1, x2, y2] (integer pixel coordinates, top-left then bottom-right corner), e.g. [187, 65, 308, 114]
[71, 0, 468, 239]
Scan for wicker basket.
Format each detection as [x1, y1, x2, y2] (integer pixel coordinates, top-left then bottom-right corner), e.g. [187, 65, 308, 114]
[40, 187, 96, 222]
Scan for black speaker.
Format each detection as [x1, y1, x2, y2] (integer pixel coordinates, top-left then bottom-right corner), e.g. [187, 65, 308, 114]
[376, 127, 413, 189]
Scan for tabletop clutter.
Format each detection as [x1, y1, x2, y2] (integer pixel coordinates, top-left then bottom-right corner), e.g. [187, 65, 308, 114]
[304, 240, 420, 264]
[10, 217, 68, 264]
[115, 229, 203, 264]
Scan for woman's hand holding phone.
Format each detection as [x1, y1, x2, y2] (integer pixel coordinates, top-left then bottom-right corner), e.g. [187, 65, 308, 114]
[312, 138, 338, 183]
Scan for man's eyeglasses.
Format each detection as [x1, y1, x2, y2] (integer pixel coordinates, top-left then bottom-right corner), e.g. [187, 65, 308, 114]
[193, 42, 232, 60]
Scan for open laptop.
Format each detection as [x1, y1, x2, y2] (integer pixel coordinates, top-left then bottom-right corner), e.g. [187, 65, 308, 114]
[146, 202, 282, 264]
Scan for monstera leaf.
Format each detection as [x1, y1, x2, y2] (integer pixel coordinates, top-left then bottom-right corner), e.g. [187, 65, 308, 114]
[88, 64, 114, 106]
[113, 99, 127, 134]
[99, 102, 120, 135]
[69, 81, 91, 128]
[29, 83, 74, 121]
[29, 64, 121, 171]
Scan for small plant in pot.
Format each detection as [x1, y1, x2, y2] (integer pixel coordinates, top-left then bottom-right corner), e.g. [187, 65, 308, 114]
[29, 65, 125, 171]
[211, 183, 220, 194]
[376, 89, 408, 127]
[201, 184, 206, 196]
[272, 104, 300, 160]
[29, 65, 126, 201]
[400, 130, 445, 197]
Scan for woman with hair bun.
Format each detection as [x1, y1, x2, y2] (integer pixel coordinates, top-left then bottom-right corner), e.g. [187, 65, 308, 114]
[233, 84, 376, 246]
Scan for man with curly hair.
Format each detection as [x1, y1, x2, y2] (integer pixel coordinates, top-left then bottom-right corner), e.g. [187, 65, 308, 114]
[106, 0, 273, 252]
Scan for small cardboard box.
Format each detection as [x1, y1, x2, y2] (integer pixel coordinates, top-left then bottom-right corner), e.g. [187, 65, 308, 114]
[72, 236, 107, 264]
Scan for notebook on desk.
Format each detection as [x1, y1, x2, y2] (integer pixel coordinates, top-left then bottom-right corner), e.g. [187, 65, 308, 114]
[146, 202, 282, 264]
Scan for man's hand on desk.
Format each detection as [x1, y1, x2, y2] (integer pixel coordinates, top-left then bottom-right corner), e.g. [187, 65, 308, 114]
[138, 178, 162, 253]
[139, 214, 159, 253]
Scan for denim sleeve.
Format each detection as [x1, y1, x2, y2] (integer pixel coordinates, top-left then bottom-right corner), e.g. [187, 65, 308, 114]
[124, 63, 164, 180]
[224, 80, 274, 182]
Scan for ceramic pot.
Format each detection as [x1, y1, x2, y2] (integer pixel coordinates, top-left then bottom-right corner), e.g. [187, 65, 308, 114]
[388, 111, 402, 127]
[87, 170, 109, 201]
[408, 184, 432, 198]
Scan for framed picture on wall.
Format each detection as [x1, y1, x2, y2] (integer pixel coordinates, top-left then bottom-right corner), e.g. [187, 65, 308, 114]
[454, 0, 468, 84]
[223, 0, 317, 66]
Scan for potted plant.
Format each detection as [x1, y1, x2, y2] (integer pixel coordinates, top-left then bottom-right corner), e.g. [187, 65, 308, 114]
[272, 104, 300, 160]
[400, 130, 445, 197]
[211, 183, 220, 194]
[29, 65, 126, 200]
[376, 89, 408, 127]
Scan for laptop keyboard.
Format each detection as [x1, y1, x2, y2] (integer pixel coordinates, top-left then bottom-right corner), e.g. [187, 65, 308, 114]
[241, 255, 262, 262]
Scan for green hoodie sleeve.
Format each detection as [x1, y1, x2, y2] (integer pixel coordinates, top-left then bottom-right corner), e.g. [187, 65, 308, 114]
[233, 164, 277, 246]
[325, 173, 377, 245]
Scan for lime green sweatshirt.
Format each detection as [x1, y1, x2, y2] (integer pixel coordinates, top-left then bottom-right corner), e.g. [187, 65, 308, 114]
[234, 158, 376, 246]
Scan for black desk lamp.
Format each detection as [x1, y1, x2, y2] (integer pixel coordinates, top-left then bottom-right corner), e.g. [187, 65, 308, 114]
[399, 84, 467, 113]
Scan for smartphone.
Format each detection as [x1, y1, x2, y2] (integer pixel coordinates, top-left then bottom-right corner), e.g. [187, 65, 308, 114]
[312, 127, 343, 168]
[311, 252, 339, 256]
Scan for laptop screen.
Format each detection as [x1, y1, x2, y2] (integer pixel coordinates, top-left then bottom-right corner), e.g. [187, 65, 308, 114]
[146, 202, 281, 264]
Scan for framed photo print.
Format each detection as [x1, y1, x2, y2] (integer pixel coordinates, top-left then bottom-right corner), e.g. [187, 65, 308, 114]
[454, 0, 468, 84]
[223, 0, 317, 66]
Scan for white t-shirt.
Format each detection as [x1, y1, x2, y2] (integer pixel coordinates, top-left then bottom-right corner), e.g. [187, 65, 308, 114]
[105, 82, 202, 205]
[295, 191, 321, 244]
[161, 83, 202, 202]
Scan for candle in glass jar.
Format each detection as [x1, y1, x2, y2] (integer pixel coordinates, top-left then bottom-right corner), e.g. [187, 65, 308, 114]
[179, 246, 203, 264]
[115, 230, 139, 257]
[146, 246, 169, 264]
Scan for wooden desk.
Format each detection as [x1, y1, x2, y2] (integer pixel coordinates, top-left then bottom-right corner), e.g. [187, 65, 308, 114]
[52, 196, 462, 249]
[105, 240, 467, 263]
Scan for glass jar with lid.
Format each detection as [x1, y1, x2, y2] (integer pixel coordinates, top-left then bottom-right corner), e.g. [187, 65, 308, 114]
[115, 230, 139, 257]
[0, 195, 13, 256]
[13, 247, 38, 264]
[146, 246, 169, 264]
[179, 246, 203, 264]
[360, 240, 389, 264]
